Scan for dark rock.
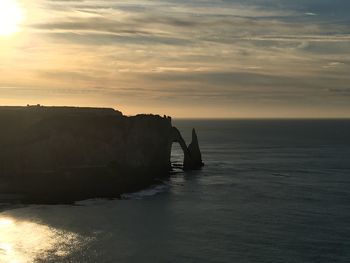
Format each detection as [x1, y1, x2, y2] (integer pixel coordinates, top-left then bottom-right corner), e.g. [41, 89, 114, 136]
[171, 127, 204, 170]
[184, 129, 204, 170]
[0, 106, 203, 203]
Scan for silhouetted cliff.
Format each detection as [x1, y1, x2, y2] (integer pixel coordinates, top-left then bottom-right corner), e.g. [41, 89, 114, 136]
[0, 106, 203, 203]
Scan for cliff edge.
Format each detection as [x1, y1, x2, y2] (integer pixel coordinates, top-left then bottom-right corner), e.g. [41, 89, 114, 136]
[0, 106, 203, 203]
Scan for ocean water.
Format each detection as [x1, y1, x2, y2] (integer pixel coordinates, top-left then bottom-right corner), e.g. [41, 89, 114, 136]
[1, 119, 350, 263]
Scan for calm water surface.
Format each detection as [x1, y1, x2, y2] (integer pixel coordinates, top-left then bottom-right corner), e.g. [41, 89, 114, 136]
[1, 119, 350, 262]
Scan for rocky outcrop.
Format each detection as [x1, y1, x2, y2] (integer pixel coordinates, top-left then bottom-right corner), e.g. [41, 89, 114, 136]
[171, 127, 204, 170]
[0, 106, 203, 203]
[184, 129, 204, 170]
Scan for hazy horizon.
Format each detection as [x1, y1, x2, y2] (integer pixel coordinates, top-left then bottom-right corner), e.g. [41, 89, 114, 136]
[1, 0, 350, 118]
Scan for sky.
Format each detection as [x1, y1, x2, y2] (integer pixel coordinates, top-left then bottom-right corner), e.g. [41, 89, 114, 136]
[0, 0, 350, 118]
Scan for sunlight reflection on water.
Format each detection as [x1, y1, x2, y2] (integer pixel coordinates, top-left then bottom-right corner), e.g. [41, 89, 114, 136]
[0, 216, 86, 263]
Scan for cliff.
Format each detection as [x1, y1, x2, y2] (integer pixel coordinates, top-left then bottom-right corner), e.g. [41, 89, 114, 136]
[0, 106, 203, 203]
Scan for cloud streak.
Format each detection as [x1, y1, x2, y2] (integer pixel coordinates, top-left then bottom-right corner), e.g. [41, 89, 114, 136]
[1, 0, 350, 117]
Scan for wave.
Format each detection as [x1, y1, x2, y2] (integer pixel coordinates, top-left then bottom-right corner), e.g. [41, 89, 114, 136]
[121, 182, 170, 200]
[75, 198, 114, 206]
[70, 182, 172, 205]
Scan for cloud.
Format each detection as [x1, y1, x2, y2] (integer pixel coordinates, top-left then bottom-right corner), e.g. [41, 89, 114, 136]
[2, 0, 350, 117]
[28, 0, 350, 50]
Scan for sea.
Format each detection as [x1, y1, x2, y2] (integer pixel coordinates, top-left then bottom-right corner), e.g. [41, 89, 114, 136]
[0, 119, 350, 263]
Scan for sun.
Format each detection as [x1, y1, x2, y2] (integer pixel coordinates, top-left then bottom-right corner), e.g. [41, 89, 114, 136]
[0, 0, 24, 36]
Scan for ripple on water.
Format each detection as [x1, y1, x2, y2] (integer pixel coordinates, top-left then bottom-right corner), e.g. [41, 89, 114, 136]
[0, 215, 92, 263]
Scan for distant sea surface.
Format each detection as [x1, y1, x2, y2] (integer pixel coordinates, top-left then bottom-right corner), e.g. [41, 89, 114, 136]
[1, 119, 350, 263]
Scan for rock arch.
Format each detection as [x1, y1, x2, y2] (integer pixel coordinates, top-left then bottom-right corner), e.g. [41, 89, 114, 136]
[171, 127, 204, 170]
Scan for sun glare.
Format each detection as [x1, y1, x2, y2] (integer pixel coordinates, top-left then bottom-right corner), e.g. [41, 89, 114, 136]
[0, 0, 24, 36]
[0, 215, 85, 262]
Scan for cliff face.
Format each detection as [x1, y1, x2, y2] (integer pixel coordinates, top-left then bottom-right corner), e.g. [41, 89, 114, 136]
[0, 106, 203, 203]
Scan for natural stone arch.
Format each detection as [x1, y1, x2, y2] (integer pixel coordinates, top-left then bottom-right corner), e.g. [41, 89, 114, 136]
[171, 127, 204, 170]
